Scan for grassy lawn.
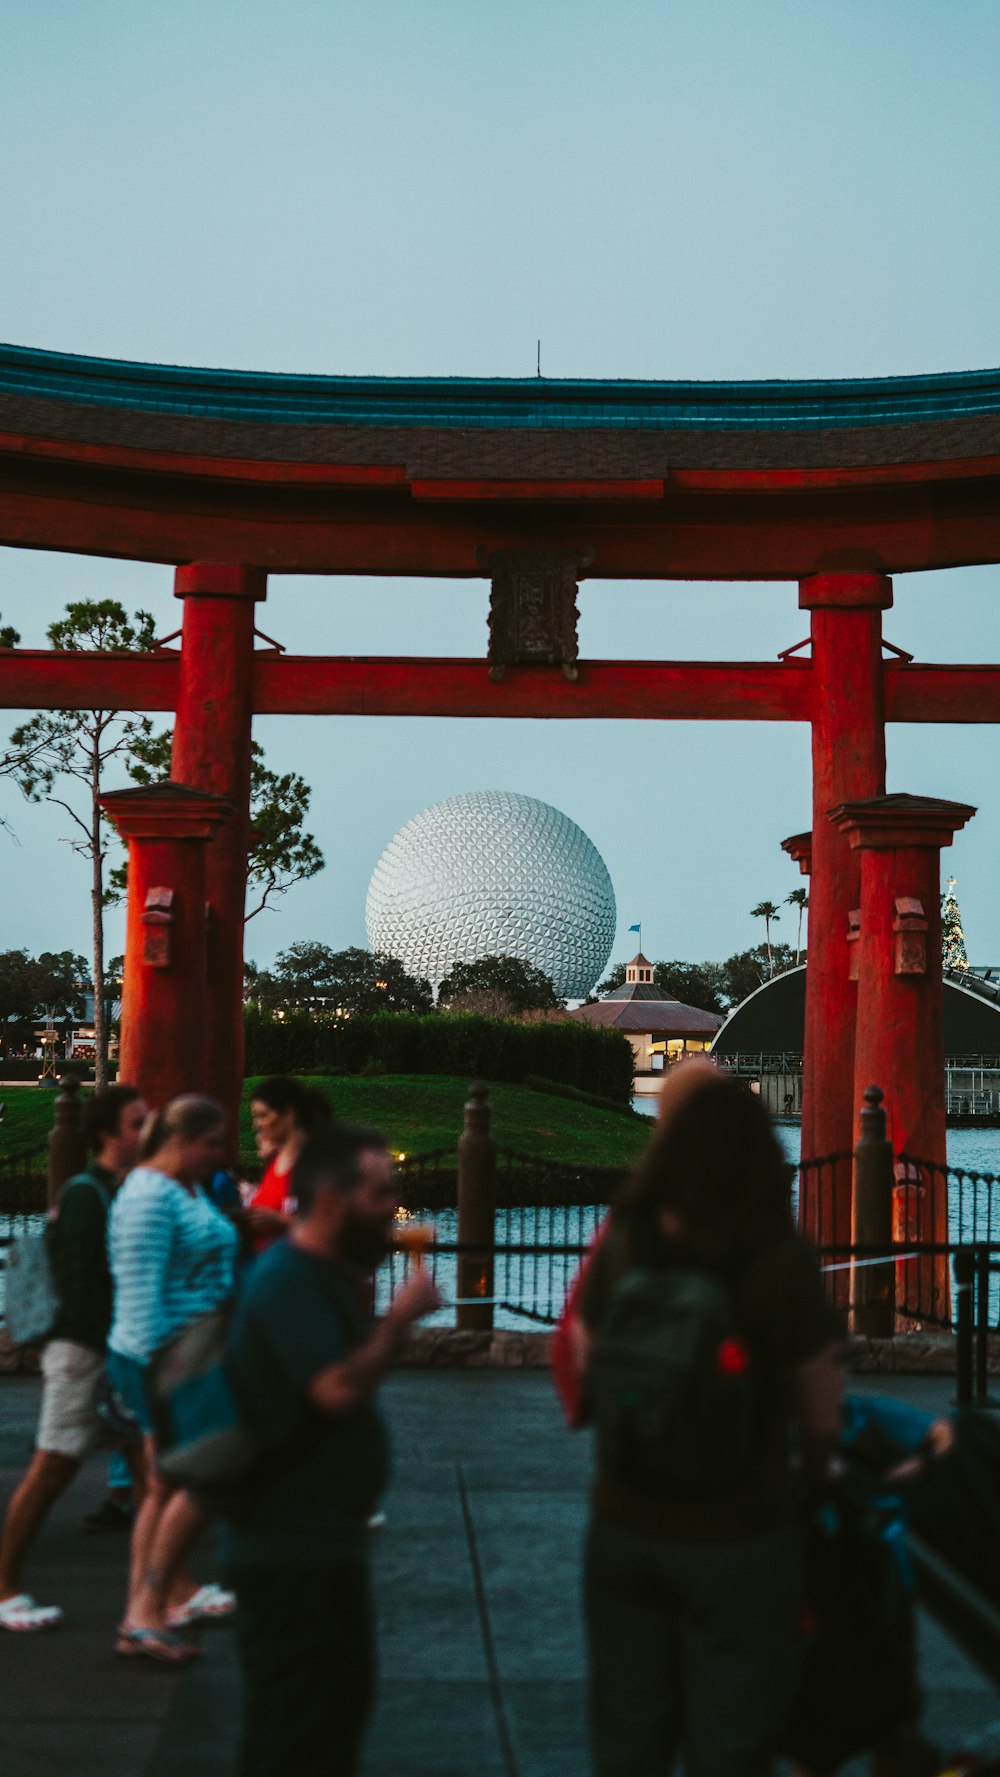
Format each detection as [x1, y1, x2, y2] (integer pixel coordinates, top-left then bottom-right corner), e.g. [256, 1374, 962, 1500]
[0, 1075, 651, 1172]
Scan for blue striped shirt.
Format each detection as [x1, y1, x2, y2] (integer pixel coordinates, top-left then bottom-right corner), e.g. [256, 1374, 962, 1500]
[107, 1167, 239, 1363]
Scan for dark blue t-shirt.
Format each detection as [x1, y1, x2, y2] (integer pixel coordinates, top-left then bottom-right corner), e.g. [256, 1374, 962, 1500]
[218, 1240, 389, 1566]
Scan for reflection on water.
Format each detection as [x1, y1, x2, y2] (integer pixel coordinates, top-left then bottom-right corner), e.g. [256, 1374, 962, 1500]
[775, 1122, 1000, 1177]
[637, 1095, 1000, 1176]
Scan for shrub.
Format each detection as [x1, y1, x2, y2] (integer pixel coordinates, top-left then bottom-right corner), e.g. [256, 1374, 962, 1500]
[243, 1007, 634, 1102]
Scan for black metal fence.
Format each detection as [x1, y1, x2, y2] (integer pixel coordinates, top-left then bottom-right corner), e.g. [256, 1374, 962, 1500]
[0, 1083, 996, 1389]
[383, 1136, 1000, 1359]
[378, 1202, 604, 1328]
[393, 1147, 623, 1211]
[0, 1144, 47, 1235]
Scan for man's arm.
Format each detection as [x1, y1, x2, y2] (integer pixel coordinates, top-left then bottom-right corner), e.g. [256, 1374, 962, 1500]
[307, 1271, 440, 1416]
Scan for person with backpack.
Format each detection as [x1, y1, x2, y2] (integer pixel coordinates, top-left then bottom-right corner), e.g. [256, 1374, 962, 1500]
[563, 1060, 844, 1777]
[0, 1083, 148, 1632]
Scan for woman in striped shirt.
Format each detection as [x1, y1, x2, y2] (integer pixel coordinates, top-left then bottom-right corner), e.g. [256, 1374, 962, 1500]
[107, 1095, 239, 1663]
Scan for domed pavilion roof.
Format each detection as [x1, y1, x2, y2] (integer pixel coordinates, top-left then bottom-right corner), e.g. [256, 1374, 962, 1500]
[570, 954, 723, 1038]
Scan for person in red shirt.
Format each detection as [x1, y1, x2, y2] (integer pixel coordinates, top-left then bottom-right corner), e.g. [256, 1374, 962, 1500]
[246, 1079, 332, 1254]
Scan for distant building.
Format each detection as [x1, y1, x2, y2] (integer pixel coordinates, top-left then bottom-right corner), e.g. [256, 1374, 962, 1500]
[711, 963, 1000, 1118]
[569, 953, 723, 1095]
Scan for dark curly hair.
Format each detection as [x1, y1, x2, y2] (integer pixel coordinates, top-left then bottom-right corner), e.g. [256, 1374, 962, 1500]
[249, 1076, 332, 1132]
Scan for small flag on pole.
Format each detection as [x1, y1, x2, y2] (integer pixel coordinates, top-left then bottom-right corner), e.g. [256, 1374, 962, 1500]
[628, 924, 640, 933]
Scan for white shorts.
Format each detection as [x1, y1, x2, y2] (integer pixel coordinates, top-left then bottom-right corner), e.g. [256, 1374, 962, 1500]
[36, 1339, 104, 1461]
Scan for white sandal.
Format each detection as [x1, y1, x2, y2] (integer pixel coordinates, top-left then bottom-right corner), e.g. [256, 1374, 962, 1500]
[0, 1593, 64, 1631]
[166, 1583, 236, 1628]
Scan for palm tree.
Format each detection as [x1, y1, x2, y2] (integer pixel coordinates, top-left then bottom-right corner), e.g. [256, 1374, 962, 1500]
[750, 900, 781, 973]
[786, 887, 808, 964]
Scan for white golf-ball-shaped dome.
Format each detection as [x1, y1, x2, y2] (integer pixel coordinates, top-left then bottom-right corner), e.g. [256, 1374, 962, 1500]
[365, 790, 616, 1001]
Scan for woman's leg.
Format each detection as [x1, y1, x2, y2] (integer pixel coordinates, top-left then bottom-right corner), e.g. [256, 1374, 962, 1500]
[122, 1437, 171, 1624]
[131, 1489, 210, 1624]
[0, 1451, 79, 1600]
[681, 1523, 804, 1777]
[585, 1517, 681, 1777]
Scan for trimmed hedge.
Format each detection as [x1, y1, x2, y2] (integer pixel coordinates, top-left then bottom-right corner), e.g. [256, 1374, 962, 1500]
[244, 1008, 634, 1103]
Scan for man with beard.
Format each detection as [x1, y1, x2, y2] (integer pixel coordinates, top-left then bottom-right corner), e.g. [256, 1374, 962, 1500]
[219, 1121, 440, 1777]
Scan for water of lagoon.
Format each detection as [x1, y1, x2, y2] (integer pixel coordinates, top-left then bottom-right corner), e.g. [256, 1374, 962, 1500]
[379, 1115, 1000, 1331]
[634, 1095, 1000, 1178]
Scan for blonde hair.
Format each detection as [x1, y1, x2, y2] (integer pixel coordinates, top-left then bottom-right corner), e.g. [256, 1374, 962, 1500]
[140, 1094, 226, 1161]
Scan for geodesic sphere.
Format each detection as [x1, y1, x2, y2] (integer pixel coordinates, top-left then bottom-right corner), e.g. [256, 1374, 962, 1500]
[365, 790, 616, 1001]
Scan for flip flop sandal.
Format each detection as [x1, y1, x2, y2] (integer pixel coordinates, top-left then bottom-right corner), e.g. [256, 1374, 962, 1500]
[166, 1584, 236, 1628]
[0, 1594, 64, 1632]
[115, 1627, 201, 1664]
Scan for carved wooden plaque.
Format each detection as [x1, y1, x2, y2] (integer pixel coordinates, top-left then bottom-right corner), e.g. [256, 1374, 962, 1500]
[142, 886, 174, 969]
[480, 548, 593, 681]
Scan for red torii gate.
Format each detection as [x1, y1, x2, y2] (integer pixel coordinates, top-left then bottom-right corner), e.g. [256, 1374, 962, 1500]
[1, 345, 999, 1254]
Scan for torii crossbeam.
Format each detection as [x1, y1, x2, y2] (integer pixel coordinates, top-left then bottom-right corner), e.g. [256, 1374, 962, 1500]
[2, 343, 999, 1260]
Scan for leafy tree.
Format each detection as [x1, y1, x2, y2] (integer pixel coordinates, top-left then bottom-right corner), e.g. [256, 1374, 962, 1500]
[749, 900, 781, 973]
[593, 958, 725, 1013]
[593, 962, 626, 997]
[652, 961, 726, 1014]
[0, 950, 49, 1029]
[35, 950, 90, 1017]
[117, 730, 324, 919]
[1, 600, 157, 1088]
[250, 942, 432, 1015]
[786, 887, 809, 964]
[438, 955, 561, 1015]
[0, 613, 20, 650]
[0, 949, 88, 1047]
[719, 942, 796, 1008]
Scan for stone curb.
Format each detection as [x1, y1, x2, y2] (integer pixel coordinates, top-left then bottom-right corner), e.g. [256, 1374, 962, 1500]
[4, 1328, 998, 1378]
[397, 1327, 1000, 1374]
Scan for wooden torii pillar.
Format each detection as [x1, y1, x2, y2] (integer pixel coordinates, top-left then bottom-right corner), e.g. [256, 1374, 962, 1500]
[100, 782, 234, 1110]
[831, 793, 975, 1321]
[796, 571, 891, 1237]
[171, 564, 265, 1135]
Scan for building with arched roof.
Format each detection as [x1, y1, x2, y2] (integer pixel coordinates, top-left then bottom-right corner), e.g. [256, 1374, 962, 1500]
[711, 965, 1000, 1118]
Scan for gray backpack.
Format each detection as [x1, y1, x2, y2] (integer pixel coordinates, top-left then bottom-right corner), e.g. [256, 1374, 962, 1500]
[4, 1175, 109, 1348]
[591, 1264, 760, 1499]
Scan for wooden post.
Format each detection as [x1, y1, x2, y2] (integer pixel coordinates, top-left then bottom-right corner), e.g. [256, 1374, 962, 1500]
[172, 564, 265, 1142]
[954, 1248, 974, 1408]
[48, 1074, 87, 1206]
[851, 1085, 895, 1338]
[457, 1081, 496, 1332]
[798, 573, 891, 1240]
[99, 782, 234, 1110]
[832, 792, 975, 1325]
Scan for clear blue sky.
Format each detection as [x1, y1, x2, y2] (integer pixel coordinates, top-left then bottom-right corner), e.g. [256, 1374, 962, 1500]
[0, 0, 998, 976]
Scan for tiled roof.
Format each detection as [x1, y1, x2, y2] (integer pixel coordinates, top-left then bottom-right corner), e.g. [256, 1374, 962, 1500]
[1, 345, 999, 472]
[570, 998, 723, 1037]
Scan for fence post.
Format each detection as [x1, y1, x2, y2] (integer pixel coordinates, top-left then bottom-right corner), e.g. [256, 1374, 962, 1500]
[954, 1247, 974, 1407]
[47, 1074, 86, 1207]
[975, 1246, 990, 1405]
[852, 1084, 895, 1338]
[457, 1081, 496, 1333]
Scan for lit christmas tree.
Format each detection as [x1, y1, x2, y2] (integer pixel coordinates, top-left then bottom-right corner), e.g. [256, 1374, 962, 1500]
[941, 876, 968, 970]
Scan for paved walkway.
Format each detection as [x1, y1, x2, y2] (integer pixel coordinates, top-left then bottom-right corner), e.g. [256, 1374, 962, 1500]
[1, 1371, 998, 1776]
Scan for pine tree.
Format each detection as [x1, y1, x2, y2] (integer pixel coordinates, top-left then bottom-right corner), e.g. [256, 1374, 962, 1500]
[941, 876, 968, 970]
